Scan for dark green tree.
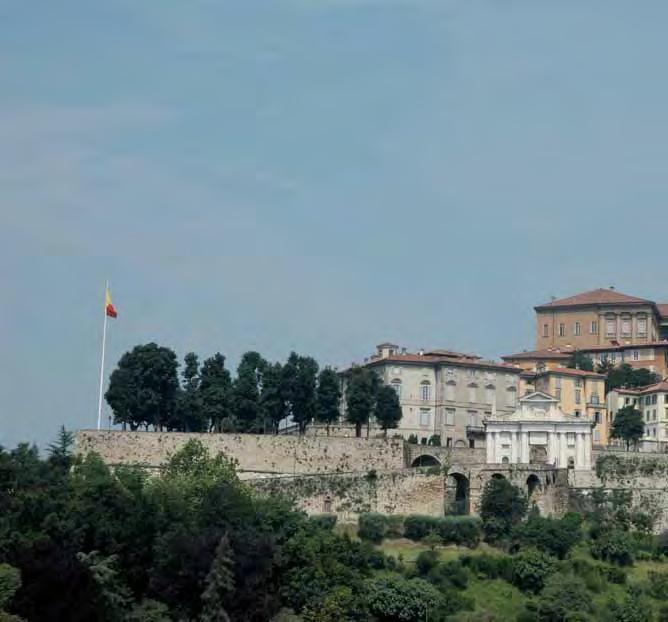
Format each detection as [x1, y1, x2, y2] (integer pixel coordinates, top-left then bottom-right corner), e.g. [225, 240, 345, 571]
[105, 343, 179, 430]
[200, 354, 233, 433]
[510, 548, 557, 593]
[232, 352, 265, 432]
[260, 362, 286, 434]
[567, 351, 594, 372]
[47, 425, 75, 470]
[480, 477, 527, 542]
[344, 367, 377, 437]
[603, 362, 661, 393]
[282, 353, 319, 435]
[200, 534, 234, 622]
[315, 368, 342, 435]
[610, 405, 644, 450]
[374, 385, 402, 436]
[530, 572, 594, 621]
[175, 353, 207, 432]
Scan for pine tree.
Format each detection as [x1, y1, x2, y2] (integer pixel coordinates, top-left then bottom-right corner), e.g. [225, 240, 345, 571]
[200, 534, 234, 622]
[260, 362, 286, 433]
[345, 367, 377, 437]
[232, 352, 265, 432]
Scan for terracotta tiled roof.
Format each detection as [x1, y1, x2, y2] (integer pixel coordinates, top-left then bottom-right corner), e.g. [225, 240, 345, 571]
[535, 288, 653, 310]
[502, 348, 573, 361]
[424, 349, 481, 360]
[582, 341, 668, 352]
[363, 352, 520, 373]
[543, 367, 606, 379]
[658, 304, 668, 319]
[616, 381, 668, 394]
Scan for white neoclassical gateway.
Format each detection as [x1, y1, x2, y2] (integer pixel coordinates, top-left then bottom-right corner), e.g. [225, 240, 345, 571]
[484, 391, 593, 470]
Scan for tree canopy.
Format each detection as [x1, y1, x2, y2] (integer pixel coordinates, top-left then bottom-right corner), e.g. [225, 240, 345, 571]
[610, 405, 644, 450]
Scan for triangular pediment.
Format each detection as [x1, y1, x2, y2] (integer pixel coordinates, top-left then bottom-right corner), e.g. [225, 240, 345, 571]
[520, 391, 558, 404]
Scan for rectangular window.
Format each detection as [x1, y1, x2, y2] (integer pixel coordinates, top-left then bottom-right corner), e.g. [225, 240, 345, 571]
[591, 321, 598, 334]
[637, 317, 647, 336]
[621, 318, 631, 337]
[595, 411, 601, 424]
[574, 322, 581, 336]
[633, 350, 639, 361]
[445, 408, 455, 426]
[559, 323, 566, 337]
[593, 430, 600, 442]
[610, 353, 617, 364]
[421, 384, 431, 401]
[446, 437, 452, 447]
[575, 390, 581, 404]
[653, 395, 658, 405]
[445, 383, 455, 401]
[543, 323, 549, 337]
[485, 387, 495, 404]
[574, 410, 581, 417]
[591, 394, 599, 405]
[506, 389, 517, 408]
[606, 318, 616, 337]
[469, 386, 477, 403]
[567, 433, 576, 446]
[555, 388, 562, 400]
[419, 409, 431, 427]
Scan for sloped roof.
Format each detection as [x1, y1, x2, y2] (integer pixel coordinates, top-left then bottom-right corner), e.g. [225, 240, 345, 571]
[535, 288, 653, 310]
[544, 367, 606, 379]
[502, 348, 573, 361]
[363, 352, 519, 373]
[657, 304, 668, 319]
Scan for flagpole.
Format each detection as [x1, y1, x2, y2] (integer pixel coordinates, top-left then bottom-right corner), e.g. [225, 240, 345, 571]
[97, 282, 109, 430]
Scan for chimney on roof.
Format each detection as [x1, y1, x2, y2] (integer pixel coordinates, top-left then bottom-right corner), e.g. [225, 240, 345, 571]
[418, 348, 424, 356]
[610, 285, 615, 290]
[401, 347, 407, 354]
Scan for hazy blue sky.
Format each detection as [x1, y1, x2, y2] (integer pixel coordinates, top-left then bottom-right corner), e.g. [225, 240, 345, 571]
[2, 1, 667, 448]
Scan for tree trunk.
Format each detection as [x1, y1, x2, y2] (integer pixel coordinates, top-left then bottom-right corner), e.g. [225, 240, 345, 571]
[326, 423, 330, 437]
[355, 422, 362, 437]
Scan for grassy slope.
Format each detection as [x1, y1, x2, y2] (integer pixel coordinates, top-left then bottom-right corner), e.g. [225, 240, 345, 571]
[377, 537, 668, 620]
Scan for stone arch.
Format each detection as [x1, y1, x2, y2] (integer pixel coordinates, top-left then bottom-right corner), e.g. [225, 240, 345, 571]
[527, 474, 541, 501]
[411, 454, 441, 467]
[454, 439, 467, 448]
[445, 472, 470, 515]
[490, 472, 506, 480]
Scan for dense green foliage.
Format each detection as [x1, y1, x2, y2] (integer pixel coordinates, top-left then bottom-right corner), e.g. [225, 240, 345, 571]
[599, 362, 661, 393]
[480, 477, 528, 542]
[567, 351, 595, 372]
[610, 405, 645, 450]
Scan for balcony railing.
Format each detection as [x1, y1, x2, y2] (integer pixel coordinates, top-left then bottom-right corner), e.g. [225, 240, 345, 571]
[466, 425, 485, 436]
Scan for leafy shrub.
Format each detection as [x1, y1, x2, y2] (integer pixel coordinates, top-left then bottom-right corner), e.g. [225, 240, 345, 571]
[529, 573, 594, 622]
[513, 514, 581, 559]
[407, 434, 419, 445]
[604, 586, 652, 622]
[647, 572, 668, 600]
[403, 515, 482, 548]
[364, 576, 448, 622]
[404, 515, 439, 541]
[429, 560, 469, 590]
[428, 435, 441, 446]
[416, 550, 439, 576]
[358, 513, 387, 544]
[657, 530, 668, 557]
[590, 530, 635, 566]
[437, 516, 482, 548]
[309, 514, 337, 531]
[601, 564, 627, 585]
[386, 515, 404, 539]
[460, 553, 513, 581]
[510, 549, 558, 594]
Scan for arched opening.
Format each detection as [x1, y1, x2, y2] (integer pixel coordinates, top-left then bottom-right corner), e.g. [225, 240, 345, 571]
[411, 454, 441, 467]
[323, 495, 332, 513]
[501, 456, 510, 465]
[491, 473, 506, 480]
[527, 474, 541, 501]
[454, 439, 467, 448]
[445, 472, 470, 515]
[567, 457, 575, 469]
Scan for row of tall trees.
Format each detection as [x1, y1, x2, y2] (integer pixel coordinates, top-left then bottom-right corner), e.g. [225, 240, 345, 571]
[105, 344, 402, 436]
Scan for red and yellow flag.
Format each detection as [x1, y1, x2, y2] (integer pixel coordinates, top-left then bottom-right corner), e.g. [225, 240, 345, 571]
[105, 286, 118, 318]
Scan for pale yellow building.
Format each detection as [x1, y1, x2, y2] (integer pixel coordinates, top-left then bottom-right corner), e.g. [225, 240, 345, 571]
[521, 367, 609, 446]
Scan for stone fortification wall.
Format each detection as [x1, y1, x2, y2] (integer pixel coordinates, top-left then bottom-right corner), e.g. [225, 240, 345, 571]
[250, 468, 444, 524]
[75, 430, 405, 475]
[570, 451, 668, 531]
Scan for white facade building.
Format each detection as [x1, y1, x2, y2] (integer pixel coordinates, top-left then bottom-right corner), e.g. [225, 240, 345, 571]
[485, 392, 593, 470]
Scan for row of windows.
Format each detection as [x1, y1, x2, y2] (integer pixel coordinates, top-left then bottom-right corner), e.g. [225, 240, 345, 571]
[391, 379, 516, 406]
[544, 317, 649, 339]
[419, 407, 490, 428]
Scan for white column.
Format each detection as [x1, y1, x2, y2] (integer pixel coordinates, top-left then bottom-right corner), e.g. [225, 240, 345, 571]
[559, 432, 566, 468]
[521, 430, 530, 463]
[487, 431, 495, 463]
[510, 430, 518, 463]
[575, 432, 584, 468]
[547, 430, 555, 466]
[584, 431, 592, 468]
